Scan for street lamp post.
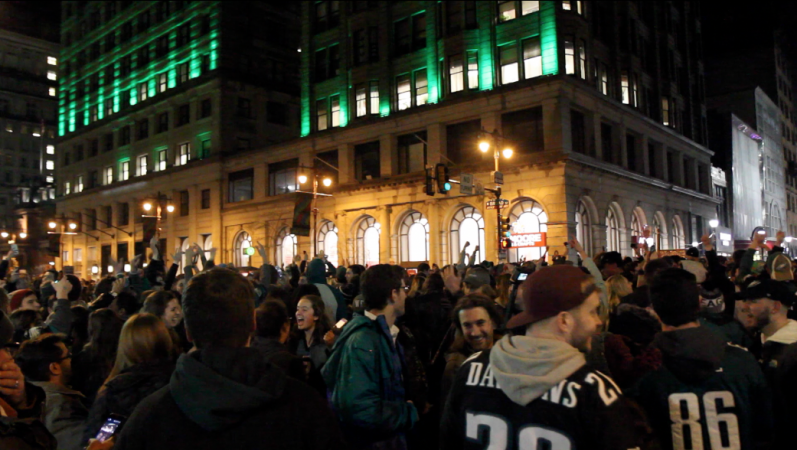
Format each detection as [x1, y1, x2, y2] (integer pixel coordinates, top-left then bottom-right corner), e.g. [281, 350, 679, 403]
[297, 168, 333, 256]
[477, 129, 514, 260]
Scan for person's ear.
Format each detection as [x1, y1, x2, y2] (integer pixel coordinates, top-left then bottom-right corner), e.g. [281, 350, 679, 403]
[185, 323, 194, 343]
[557, 311, 573, 335]
[49, 361, 62, 377]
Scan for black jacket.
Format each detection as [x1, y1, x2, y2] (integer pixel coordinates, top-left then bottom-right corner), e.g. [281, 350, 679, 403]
[115, 346, 345, 450]
[250, 336, 305, 381]
[70, 347, 112, 406]
[82, 359, 174, 445]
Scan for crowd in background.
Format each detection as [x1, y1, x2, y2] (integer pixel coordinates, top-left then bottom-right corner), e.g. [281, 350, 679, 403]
[0, 228, 795, 449]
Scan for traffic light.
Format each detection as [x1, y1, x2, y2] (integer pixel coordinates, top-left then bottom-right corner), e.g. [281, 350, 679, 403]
[435, 163, 451, 194]
[500, 237, 513, 249]
[425, 167, 435, 196]
[500, 216, 513, 237]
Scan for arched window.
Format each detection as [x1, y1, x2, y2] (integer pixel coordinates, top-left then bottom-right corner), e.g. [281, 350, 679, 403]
[630, 209, 644, 240]
[355, 216, 381, 267]
[508, 199, 548, 263]
[317, 221, 339, 267]
[606, 208, 620, 252]
[179, 237, 191, 274]
[575, 201, 592, 255]
[276, 228, 297, 267]
[769, 203, 783, 236]
[197, 234, 213, 271]
[671, 216, 684, 249]
[450, 206, 486, 264]
[233, 231, 252, 268]
[653, 213, 667, 249]
[399, 211, 430, 262]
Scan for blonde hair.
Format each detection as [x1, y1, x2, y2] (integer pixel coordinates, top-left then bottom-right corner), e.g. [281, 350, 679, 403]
[606, 274, 633, 311]
[102, 313, 174, 389]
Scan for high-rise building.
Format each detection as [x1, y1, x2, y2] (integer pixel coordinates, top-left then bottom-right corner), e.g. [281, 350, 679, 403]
[55, 1, 718, 273]
[704, 9, 797, 245]
[54, 1, 299, 276]
[0, 28, 59, 233]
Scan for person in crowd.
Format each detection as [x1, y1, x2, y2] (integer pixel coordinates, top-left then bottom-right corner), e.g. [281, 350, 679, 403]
[10, 308, 42, 343]
[16, 334, 87, 450]
[292, 294, 333, 374]
[605, 273, 633, 314]
[82, 313, 175, 445]
[323, 264, 418, 450]
[620, 258, 672, 308]
[737, 278, 797, 379]
[604, 303, 662, 389]
[8, 289, 40, 312]
[114, 268, 344, 450]
[0, 288, 9, 316]
[440, 265, 651, 450]
[70, 305, 90, 355]
[599, 251, 624, 280]
[629, 268, 773, 449]
[252, 300, 304, 380]
[110, 290, 139, 322]
[462, 267, 491, 295]
[416, 262, 431, 278]
[71, 309, 124, 405]
[306, 257, 347, 322]
[141, 290, 183, 329]
[407, 274, 426, 299]
[440, 294, 502, 404]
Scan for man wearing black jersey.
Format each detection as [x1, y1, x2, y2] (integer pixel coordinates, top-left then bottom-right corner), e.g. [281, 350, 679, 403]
[440, 265, 651, 450]
[629, 268, 772, 450]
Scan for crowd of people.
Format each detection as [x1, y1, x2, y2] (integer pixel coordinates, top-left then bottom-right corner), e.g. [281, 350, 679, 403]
[0, 229, 795, 449]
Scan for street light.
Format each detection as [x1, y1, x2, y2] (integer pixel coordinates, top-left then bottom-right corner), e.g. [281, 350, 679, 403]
[297, 168, 335, 256]
[48, 221, 57, 229]
[322, 177, 332, 187]
[478, 141, 491, 152]
[0, 232, 7, 238]
[502, 148, 513, 159]
[68, 222, 77, 230]
[91, 265, 99, 275]
[709, 219, 719, 228]
[143, 202, 153, 212]
[19, 232, 27, 239]
[298, 174, 308, 184]
[166, 205, 175, 213]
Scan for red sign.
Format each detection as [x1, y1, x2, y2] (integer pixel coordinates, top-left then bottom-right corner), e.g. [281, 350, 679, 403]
[512, 232, 547, 249]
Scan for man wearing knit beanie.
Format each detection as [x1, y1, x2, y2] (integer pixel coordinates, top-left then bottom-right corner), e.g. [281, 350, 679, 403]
[441, 265, 651, 450]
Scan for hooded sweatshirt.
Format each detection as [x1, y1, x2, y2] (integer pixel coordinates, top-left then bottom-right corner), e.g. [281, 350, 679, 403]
[306, 258, 347, 322]
[440, 335, 651, 450]
[629, 325, 773, 450]
[115, 346, 345, 450]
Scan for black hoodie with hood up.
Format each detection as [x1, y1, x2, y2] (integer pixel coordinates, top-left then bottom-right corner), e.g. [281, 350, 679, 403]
[114, 346, 345, 450]
[629, 326, 772, 450]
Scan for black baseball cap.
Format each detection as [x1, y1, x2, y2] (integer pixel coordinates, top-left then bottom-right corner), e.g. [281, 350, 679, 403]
[686, 247, 700, 258]
[736, 279, 795, 306]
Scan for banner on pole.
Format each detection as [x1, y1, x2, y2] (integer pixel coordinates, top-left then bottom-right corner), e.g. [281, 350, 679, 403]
[291, 193, 313, 237]
[512, 232, 547, 248]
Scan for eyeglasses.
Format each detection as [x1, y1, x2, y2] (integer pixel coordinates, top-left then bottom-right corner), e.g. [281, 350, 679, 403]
[56, 351, 72, 362]
[402, 286, 410, 293]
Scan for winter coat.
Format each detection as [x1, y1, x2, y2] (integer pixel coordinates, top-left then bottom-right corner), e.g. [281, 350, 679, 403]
[81, 359, 174, 445]
[629, 325, 773, 450]
[29, 382, 88, 450]
[114, 346, 345, 450]
[70, 347, 113, 406]
[251, 336, 305, 381]
[322, 315, 418, 449]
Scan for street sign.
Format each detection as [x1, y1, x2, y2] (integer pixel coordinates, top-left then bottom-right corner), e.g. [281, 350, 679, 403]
[486, 199, 510, 210]
[460, 173, 474, 195]
[492, 170, 504, 185]
[475, 182, 485, 196]
[512, 232, 547, 248]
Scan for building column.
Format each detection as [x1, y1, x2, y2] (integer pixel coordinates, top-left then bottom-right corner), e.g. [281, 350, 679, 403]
[377, 206, 391, 264]
[425, 200, 439, 264]
[426, 123, 444, 166]
[338, 144, 354, 184]
[590, 111, 602, 160]
[640, 134, 650, 176]
[617, 123, 628, 169]
[380, 134, 395, 178]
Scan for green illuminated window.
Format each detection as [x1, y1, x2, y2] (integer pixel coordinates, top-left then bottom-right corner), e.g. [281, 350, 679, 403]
[178, 63, 190, 84]
[564, 39, 575, 75]
[450, 55, 464, 93]
[467, 51, 479, 89]
[330, 95, 341, 127]
[177, 143, 191, 166]
[500, 44, 519, 84]
[498, 1, 516, 22]
[523, 38, 542, 79]
[317, 99, 328, 131]
[415, 70, 428, 106]
[397, 75, 411, 110]
[138, 155, 148, 176]
[120, 161, 130, 181]
[355, 84, 367, 117]
[157, 150, 167, 171]
[138, 83, 148, 102]
[158, 73, 168, 93]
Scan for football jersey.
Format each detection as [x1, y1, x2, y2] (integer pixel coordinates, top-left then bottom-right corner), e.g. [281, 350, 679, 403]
[629, 343, 772, 450]
[440, 349, 650, 450]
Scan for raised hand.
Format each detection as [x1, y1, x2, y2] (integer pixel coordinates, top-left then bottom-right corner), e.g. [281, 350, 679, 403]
[701, 234, 713, 251]
[443, 265, 462, 294]
[111, 278, 125, 295]
[54, 273, 73, 299]
[131, 254, 144, 269]
[256, 242, 268, 262]
[171, 245, 184, 265]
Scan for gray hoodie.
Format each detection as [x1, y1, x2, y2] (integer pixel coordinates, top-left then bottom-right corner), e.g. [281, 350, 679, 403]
[489, 335, 586, 406]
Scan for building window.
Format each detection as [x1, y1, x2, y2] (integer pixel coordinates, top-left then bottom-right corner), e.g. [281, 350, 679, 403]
[522, 1, 540, 15]
[120, 161, 130, 181]
[118, 203, 129, 226]
[355, 141, 381, 181]
[228, 169, 254, 203]
[177, 104, 190, 126]
[177, 22, 191, 47]
[236, 138, 250, 151]
[201, 139, 211, 158]
[46, 145, 55, 155]
[103, 133, 114, 152]
[233, 231, 252, 268]
[578, 41, 587, 80]
[137, 118, 149, 140]
[138, 82, 148, 102]
[449, 206, 486, 263]
[450, 54, 464, 93]
[157, 150, 167, 171]
[412, 13, 427, 50]
[355, 216, 381, 266]
[200, 99, 212, 118]
[397, 75, 411, 110]
[45, 160, 54, 170]
[415, 69, 428, 106]
[399, 211, 430, 262]
[330, 95, 341, 127]
[47, 71, 57, 80]
[104, 166, 114, 185]
[176, 143, 190, 166]
[621, 72, 631, 105]
[507, 199, 549, 262]
[90, 106, 98, 122]
[563, 0, 583, 14]
[314, 0, 340, 33]
[268, 160, 299, 195]
[237, 98, 252, 118]
[178, 62, 189, 84]
[397, 133, 426, 175]
[500, 43, 519, 84]
[467, 51, 479, 90]
[49, 87, 56, 97]
[201, 189, 210, 209]
[157, 34, 169, 57]
[157, 112, 168, 133]
[498, 1, 516, 22]
[575, 201, 592, 255]
[606, 207, 620, 252]
[662, 97, 670, 126]
[158, 73, 167, 93]
[120, 126, 131, 145]
[564, 39, 575, 75]
[47, 56, 57, 65]
[316, 99, 328, 131]
[600, 65, 608, 95]
[523, 38, 542, 79]
[355, 84, 368, 117]
[370, 81, 380, 114]
[137, 155, 148, 176]
[179, 191, 189, 216]
[316, 221, 339, 267]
